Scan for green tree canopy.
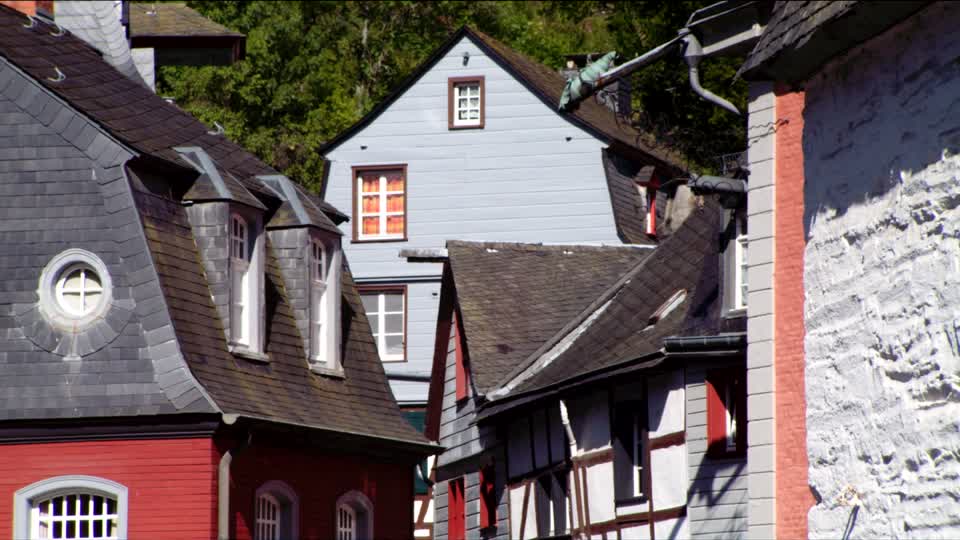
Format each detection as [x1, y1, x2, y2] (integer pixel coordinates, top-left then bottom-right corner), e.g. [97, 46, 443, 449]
[160, 1, 746, 192]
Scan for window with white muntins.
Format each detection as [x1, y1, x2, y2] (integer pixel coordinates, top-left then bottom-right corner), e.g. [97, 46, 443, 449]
[55, 265, 103, 317]
[229, 212, 263, 355]
[335, 491, 373, 540]
[733, 213, 748, 310]
[360, 289, 404, 362]
[453, 82, 481, 126]
[15, 476, 128, 540]
[307, 235, 342, 373]
[355, 168, 406, 241]
[254, 481, 298, 540]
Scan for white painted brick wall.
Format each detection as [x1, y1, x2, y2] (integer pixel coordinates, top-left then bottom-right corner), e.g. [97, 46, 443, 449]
[803, 4, 960, 538]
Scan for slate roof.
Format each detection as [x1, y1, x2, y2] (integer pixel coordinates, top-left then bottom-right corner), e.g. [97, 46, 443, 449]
[601, 148, 656, 245]
[0, 6, 429, 449]
[739, 1, 932, 83]
[54, 1, 146, 87]
[0, 6, 345, 223]
[446, 241, 651, 395]
[482, 197, 747, 415]
[128, 2, 244, 38]
[320, 27, 685, 175]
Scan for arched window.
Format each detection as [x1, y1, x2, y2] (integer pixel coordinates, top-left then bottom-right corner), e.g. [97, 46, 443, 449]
[335, 490, 373, 540]
[255, 481, 298, 540]
[14, 475, 128, 540]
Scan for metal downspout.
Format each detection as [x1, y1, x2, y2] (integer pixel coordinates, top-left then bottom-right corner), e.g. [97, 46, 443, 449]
[218, 417, 251, 540]
[682, 33, 741, 115]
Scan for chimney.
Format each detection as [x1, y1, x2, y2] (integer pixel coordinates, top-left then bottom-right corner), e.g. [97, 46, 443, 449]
[0, 0, 53, 18]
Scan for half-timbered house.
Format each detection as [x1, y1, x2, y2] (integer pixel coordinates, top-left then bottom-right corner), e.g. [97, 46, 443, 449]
[0, 4, 435, 539]
[422, 191, 749, 539]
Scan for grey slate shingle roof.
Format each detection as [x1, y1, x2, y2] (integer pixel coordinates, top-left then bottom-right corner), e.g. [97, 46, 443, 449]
[601, 148, 656, 245]
[0, 6, 428, 448]
[505, 198, 745, 398]
[447, 240, 651, 395]
[739, 1, 932, 83]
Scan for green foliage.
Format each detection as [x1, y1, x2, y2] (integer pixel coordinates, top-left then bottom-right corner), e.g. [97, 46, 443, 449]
[159, 1, 745, 190]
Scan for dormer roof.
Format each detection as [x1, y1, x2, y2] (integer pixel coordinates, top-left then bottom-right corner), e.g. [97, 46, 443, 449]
[0, 6, 430, 452]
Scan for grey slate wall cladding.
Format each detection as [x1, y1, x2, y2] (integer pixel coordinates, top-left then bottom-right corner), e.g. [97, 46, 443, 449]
[0, 58, 211, 418]
[184, 201, 231, 337]
[267, 227, 311, 355]
[686, 361, 748, 539]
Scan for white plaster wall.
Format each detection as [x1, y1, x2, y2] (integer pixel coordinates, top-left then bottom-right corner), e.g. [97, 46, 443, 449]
[585, 461, 616, 525]
[803, 4, 960, 537]
[648, 370, 685, 437]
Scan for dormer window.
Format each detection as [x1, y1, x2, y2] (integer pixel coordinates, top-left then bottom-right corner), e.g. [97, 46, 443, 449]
[723, 209, 748, 315]
[229, 211, 264, 355]
[310, 238, 328, 361]
[734, 216, 748, 309]
[308, 235, 342, 373]
[448, 77, 485, 129]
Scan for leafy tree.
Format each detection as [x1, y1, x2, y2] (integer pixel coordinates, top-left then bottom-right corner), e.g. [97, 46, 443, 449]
[159, 1, 744, 191]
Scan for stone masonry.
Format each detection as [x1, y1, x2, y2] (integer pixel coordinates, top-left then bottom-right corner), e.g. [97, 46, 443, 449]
[803, 3, 960, 537]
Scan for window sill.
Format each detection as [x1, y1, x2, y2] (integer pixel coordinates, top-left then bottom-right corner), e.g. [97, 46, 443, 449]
[615, 495, 649, 507]
[448, 124, 484, 130]
[310, 363, 345, 379]
[230, 345, 270, 363]
[723, 307, 747, 319]
[351, 236, 408, 244]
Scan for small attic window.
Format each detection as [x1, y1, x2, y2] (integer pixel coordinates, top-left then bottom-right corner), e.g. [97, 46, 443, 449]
[647, 290, 687, 327]
[228, 211, 265, 358]
[309, 235, 342, 374]
[448, 77, 485, 129]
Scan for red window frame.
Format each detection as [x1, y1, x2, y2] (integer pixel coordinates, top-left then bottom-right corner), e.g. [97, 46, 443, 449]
[706, 368, 747, 457]
[479, 465, 497, 529]
[448, 477, 466, 540]
[454, 312, 469, 401]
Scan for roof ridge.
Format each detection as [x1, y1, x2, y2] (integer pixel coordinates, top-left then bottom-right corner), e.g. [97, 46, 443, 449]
[446, 239, 653, 252]
[488, 201, 715, 395]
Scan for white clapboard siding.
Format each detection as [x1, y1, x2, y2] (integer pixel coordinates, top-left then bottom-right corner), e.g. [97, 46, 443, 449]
[686, 362, 749, 540]
[325, 34, 622, 403]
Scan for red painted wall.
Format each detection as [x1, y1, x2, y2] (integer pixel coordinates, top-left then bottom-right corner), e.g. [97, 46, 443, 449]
[228, 439, 414, 540]
[0, 438, 218, 539]
[774, 85, 814, 538]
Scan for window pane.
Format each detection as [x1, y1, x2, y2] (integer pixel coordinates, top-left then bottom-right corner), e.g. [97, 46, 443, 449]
[368, 314, 380, 335]
[386, 175, 404, 192]
[361, 176, 379, 193]
[385, 334, 404, 356]
[470, 97, 479, 107]
[362, 195, 379, 213]
[386, 194, 404, 212]
[385, 312, 403, 334]
[361, 294, 378, 315]
[458, 110, 468, 120]
[386, 215, 404, 234]
[362, 217, 380, 235]
[384, 293, 403, 312]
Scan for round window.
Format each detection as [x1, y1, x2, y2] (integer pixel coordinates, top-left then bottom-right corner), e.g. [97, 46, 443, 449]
[55, 264, 104, 317]
[38, 249, 113, 329]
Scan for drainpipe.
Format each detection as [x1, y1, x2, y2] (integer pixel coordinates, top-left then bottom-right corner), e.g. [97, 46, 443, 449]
[682, 33, 741, 115]
[218, 414, 251, 540]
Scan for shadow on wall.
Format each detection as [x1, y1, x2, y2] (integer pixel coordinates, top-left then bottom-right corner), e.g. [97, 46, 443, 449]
[801, 13, 960, 238]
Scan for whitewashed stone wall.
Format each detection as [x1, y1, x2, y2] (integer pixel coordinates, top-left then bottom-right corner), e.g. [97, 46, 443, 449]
[803, 4, 960, 537]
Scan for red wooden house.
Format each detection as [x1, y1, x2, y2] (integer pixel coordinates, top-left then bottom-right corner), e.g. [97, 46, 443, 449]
[0, 4, 435, 539]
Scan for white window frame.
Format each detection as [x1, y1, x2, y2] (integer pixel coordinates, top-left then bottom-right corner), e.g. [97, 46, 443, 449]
[360, 288, 405, 362]
[14, 475, 128, 540]
[724, 380, 738, 452]
[355, 169, 405, 241]
[310, 238, 328, 362]
[254, 481, 299, 540]
[229, 211, 264, 355]
[452, 80, 482, 128]
[335, 490, 374, 540]
[732, 215, 748, 310]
